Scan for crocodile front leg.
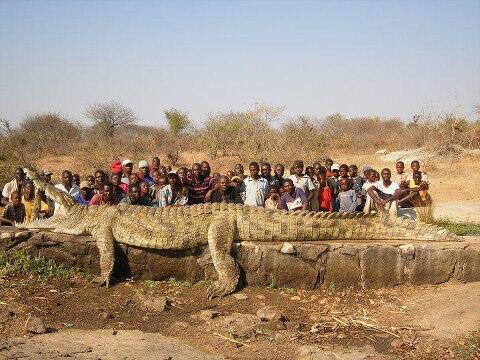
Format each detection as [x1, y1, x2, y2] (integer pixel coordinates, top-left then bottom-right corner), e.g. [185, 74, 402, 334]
[206, 215, 239, 299]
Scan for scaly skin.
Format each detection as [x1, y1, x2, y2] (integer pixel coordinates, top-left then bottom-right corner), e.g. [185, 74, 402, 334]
[18, 169, 458, 298]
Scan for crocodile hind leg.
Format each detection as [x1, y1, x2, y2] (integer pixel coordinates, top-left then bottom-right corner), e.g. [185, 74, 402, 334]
[91, 208, 119, 288]
[207, 216, 239, 299]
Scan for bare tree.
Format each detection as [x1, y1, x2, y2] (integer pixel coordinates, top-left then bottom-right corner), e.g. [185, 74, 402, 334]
[85, 100, 137, 138]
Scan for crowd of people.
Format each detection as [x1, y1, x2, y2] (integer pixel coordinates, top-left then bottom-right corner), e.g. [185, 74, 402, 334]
[0, 156, 431, 226]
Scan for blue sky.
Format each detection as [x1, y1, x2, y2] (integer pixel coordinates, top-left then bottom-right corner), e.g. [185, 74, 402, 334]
[0, 0, 479, 126]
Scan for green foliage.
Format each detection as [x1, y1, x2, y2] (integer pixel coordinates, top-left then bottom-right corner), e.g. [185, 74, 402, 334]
[144, 279, 160, 289]
[165, 277, 191, 288]
[164, 108, 190, 136]
[434, 219, 480, 236]
[455, 334, 480, 360]
[0, 250, 84, 280]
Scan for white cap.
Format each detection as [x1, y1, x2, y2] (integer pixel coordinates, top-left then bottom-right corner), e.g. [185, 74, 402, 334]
[331, 163, 340, 171]
[138, 160, 149, 168]
[122, 159, 133, 166]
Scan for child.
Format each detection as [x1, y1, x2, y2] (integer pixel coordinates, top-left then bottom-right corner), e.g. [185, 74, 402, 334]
[338, 178, 357, 213]
[324, 158, 334, 177]
[398, 171, 431, 207]
[1, 191, 25, 226]
[317, 168, 333, 212]
[406, 160, 429, 184]
[394, 161, 407, 185]
[328, 164, 340, 211]
[139, 181, 150, 199]
[349, 164, 364, 210]
[361, 169, 377, 210]
[174, 186, 189, 206]
[265, 186, 281, 210]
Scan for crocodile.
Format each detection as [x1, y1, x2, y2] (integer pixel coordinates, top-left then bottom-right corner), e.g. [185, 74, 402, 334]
[17, 168, 456, 298]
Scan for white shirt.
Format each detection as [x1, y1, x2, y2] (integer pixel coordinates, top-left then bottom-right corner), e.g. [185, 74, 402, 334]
[2, 179, 20, 199]
[289, 174, 315, 194]
[240, 177, 269, 207]
[373, 180, 399, 195]
[54, 183, 80, 213]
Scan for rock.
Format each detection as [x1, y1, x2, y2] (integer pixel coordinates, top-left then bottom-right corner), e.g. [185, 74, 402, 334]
[281, 242, 296, 254]
[296, 244, 328, 262]
[14, 231, 31, 239]
[136, 294, 171, 312]
[399, 244, 415, 260]
[216, 313, 261, 339]
[101, 312, 114, 320]
[324, 251, 361, 288]
[360, 246, 403, 288]
[252, 320, 286, 333]
[375, 149, 387, 155]
[390, 338, 406, 349]
[256, 306, 285, 322]
[232, 293, 248, 300]
[339, 245, 358, 256]
[0, 232, 13, 240]
[198, 310, 219, 321]
[25, 316, 46, 334]
[410, 246, 458, 284]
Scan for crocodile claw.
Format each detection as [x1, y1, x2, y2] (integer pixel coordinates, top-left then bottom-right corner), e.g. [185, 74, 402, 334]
[207, 280, 235, 299]
[93, 276, 110, 288]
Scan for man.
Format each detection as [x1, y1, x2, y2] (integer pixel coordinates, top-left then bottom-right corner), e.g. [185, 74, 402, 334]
[205, 175, 243, 204]
[90, 182, 122, 205]
[138, 160, 154, 186]
[121, 159, 133, 185]
[74, 181, 94, 205]
[240, 162, 269, 207]
[289, 160, 315, 210]
[72, 174, 81, 187]
[121, 184, 153, 206]
[185, 163, 213, 204]
[21, 181, 49, 222]
[365, 168, 400, 216]
[54, 170, 80, 207]
[200, 161, 212, 180]
[325, 158, 334, 177]
[273, 164, 285, 188]
[93, 170, 107, 193]
[1, 168, 26, 205]
[150, 157, 161, 172]
[261, 162, 280, 189]
[310, 162, 324, 211]
[234, 164, 246, 180]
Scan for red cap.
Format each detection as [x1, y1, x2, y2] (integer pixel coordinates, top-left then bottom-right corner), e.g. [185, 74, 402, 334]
[111, 161, 122, 173]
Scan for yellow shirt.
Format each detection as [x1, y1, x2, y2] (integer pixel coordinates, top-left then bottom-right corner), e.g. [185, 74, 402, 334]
[21, 197, 49, 222]
[408, 180, 428, 202]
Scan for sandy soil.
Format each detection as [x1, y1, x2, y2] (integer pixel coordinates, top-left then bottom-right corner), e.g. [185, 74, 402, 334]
[1, 273, 479, 359]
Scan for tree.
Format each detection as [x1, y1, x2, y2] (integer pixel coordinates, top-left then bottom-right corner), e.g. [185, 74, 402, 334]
[164, 108, 190, 136]
[85, 100, 137, 138]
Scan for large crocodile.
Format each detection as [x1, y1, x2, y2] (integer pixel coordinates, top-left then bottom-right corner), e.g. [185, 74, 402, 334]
[18, 169, 456, 298]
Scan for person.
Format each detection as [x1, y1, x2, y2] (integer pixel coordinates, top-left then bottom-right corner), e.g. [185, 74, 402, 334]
[230, 176, 243, 189]
[42, 170, 53, 185]
[305, 166, 315, 181]
[121, 159, 133, 185]
[177, 167, 188, 185]
[150, 157, 161, 172]
[328, 164, 340, 211]
[74, 181, 94, 205]
[157, 173, 184, 207]
[310, 162, 323, 211]
[138, 160, 154, 185]
[349, 164, 364, 211]
[211, 172, 221, 186]
[365, 168, 400, 215]
[72, 174, 80, 187]
[226, 170, 236, 179]
[111, 160, 123, 175]
[40, 170, 55, 216]
[406, 160, 429, 184]
[149, 171, 162, 202]
[288, 160, 315, 210]
[121, 184, 153, 206]
[139, 181, 150, 199]
[128, 173, 141, 189]
[240, 162, 269, 207]
[362, 165, 372, 180]
[338, 178, 357, 213]
[338, 164, 351, 182]
[166, 165, 173, 173]
[89, 182, 122, 205]
[265, 186, 281, 210]
[394, 161, 408, 185]
[158, 165, 168, 177]
[317, 167, 333, 212]
[234, 164, 247, 180]
[201, 161, 212, 180]
[280, 178, 308, 211]
[86, 175, 95, 188]
[54, 170, 80, 213]
[93, 170, 107, 193]
[1, 168, 26, 206]
[398, 171, 431, 207]
[325, 158, 334, 177]
[1, 191, 25, 226]
[205, 175, 243, 204]
[113, 172, 128, 193]
[273, 164, 285, 188]
[21, 181, 49, 222]
[261, 162, 280, 189]
[185, 163, 212, 204]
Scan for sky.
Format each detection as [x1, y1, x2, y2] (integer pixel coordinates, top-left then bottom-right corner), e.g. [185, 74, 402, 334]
[0, 0, 479, 127]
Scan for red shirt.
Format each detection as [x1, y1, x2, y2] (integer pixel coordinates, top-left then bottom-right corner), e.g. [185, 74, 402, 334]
[318, 186, 333, 212]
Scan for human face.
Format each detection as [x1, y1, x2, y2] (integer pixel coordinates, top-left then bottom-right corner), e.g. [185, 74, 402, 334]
[349, 166, 358, 177]
[152, 171, 160, 184]
[340, 179, 350, 192]
[413, 173, 422, 185]
[313, 163, 322, 176]
[123, 163, 133, 175]
[294, 166, 303, 176]
[325, 160, 333, 171]
[111, 173, 120, 186]
[249, 165, 260, 178]
[129, 186, 140, 202]
[219, 177, 230, 191]
[152, 157, 160, 167]
[86, 175, 95, 187]
[23, 182, 34, 197]
[411, 162, 420, 172]
[168, 176, 180, 188]
[95, 171, 104, 185]
[269, 188, 279, 200]
[234, 164, 244, 176]
[72, 174, 80, 186]
[274, 165, 284, 178]
[129, 173, 140, 186]
[227, 171, 235, 179]
[367, 171, 377, 183]
[140, 166, 149, 177]
[283, 181, 293, 194]
[192, 164, 202, 179]
[11, 192, 21, 206]
[15, 169, 25, 182]
[80, 187, 92, 200]
[201, 162, 211, 177]
[261, 164, 271, 178]
[103, 185, 113, 199]
[140, 182, 149, 195]
[332, 169, 339, 178]
[306, 166, 314, 179]
[381, 169, 391, 182]
[158, 166, 167, 176]
[177, 168, 186, 180]
[45, 174, 52, 183]
[62, 172, 73, 187]
[339, 167, 348, 178]
[396, 162, 405, 174]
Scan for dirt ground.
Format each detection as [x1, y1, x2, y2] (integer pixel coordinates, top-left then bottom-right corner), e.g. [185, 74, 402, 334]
[1, 272, 480, 359]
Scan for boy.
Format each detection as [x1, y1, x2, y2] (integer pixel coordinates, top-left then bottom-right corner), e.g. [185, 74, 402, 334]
[265, 186, 281, 210]
[1, 191, 25, 225]
[349, 164, 364, 210]
[328, 164, 341, 211]
[398, 171, 431, 207]
[365, 168, 400, 215]
[21, 181, 49, 222]
[406, 160, 429, 184]
[394, 161, 408, 185]
[324, 158, 334, 177]
[338, 178, 357, 213]
[317, 167, 333, 212]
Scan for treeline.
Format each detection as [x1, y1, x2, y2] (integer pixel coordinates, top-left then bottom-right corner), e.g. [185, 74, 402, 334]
[1, 102, 479, 183]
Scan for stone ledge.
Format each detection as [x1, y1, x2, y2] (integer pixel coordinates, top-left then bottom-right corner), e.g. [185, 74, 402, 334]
[1, 227, 478, 289]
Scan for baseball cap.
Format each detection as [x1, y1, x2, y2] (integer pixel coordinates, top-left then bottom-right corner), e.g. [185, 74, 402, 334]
[42, 170, 53, 176]
[362, 165, 372, 173]
[331, 163, 340, 171]
[138, 160, 149, 168]
[122, 159, 133, 166]
[79, 181, 91, 189]
[111, 161, 122, 173]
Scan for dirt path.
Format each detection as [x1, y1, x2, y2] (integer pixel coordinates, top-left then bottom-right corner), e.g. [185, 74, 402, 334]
[434, 201, 480, 222]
